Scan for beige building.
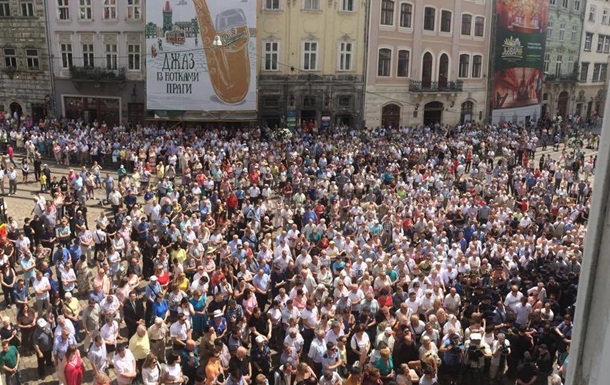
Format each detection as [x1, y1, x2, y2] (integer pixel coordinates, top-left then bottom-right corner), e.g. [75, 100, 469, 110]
[364, 0, 492, 128]
[257, 0, 367, 128]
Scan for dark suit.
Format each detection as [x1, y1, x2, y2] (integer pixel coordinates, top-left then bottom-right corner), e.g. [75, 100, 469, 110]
[123, 299, 146, 338]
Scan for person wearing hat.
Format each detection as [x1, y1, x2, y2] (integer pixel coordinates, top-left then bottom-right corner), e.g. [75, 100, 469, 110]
[144, 276, 162, 327]
[464, 332, 491, 381]
[251, 335, 271, 377]
[147, 318, 168, 364]
[32, 317, 54, 377]
[210, 310, 228, 339]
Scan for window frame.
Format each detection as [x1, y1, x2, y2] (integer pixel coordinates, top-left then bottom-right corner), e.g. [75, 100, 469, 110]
[461, 13, 472, 36]
[128, 44, 141, 71]
[0, 0, 10, 17]
[585, 33, 593, 51]
[60, 43, 73, 69]
[303, 0, 320, 11]
[103, 0, 117, 20]
[263, 41, 279, 71]
[474, 16, 484, 36]
[589, 5, 596, 22]
[79, 0, 92, 20]
[105, 43, 118, 70]
[547, 20, 553, 40]
[302, 40, 318, 71]
[440, 10, 452, 33]
[377, 48, 392, 77]
[399, 2, 412, 28]
[580, 62, 589, 82]
[558, 22, 565, 41]
[458, 53, 470, 78]
[338, 41, 353, 71]
[3, 48, 16, 69]
[574, 0, 581, 11]
[555, 54, 563, 76]
[341, 0, 354, 12]
[264, 0, 280, 10]
[57, 0, 70, 20]
[21, 0, 34, 17]
[380, 0, 395, 26]
[127, 0, 141, 20]
[82, 43, 94, 68]
[26, 48, 39, 70]
[571, 25, 578, 42]
[472, 54, 482, 78]
[397, 49, 410, 77]
[423, 6, 436, 31]
[544, 53, 550, 73]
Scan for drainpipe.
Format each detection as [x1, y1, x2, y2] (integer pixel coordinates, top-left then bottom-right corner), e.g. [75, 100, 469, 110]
[44, 1, 57, 117]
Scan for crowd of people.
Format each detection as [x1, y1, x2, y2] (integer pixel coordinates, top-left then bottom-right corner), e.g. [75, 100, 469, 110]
[0, 116, 595, 385]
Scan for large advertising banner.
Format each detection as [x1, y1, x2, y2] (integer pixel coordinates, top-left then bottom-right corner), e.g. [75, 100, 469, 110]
[491, 0, 548, 123]
[146, 0, 257, 111]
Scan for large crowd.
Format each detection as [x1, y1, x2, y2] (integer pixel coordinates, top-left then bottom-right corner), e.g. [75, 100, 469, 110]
[0, 114, 596, 385]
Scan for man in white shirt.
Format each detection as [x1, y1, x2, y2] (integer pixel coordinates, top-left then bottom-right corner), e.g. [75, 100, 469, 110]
[170, 314, 190, 350]
[33, 270, 51, 315]
[444, 288, 461, 315]
[113, 345, 137, 385]
[504, 285, 524, 314]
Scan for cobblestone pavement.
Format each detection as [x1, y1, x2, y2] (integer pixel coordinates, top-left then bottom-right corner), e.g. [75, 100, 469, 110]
[5, 143, 598, 385]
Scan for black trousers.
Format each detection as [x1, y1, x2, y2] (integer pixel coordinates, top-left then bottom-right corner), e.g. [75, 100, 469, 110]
[37, 349, 53, 377]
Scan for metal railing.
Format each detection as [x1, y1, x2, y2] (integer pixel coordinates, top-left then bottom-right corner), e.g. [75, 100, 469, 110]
[69, 66, 126, 82]
[409, 80, 464, 92]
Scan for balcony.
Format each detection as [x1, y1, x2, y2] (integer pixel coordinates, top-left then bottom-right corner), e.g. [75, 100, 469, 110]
[545, 73, 578, 83]
[409, 80, 463, 92]
[69, 66, 126, 83]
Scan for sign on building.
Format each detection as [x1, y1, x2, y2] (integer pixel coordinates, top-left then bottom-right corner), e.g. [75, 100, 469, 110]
[491, 0, 548, 124]
[146, 0, 257, 112]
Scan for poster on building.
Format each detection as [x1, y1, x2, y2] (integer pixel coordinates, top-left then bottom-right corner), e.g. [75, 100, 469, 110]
[491, 0, 548, 123]
[146, 0, 257, 112]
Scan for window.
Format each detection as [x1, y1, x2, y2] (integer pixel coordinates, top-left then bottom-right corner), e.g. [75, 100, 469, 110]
[458, 54, 469, 78]
[79, 0, 91, 19]
[472, 55, 482, 78]
[424, 7, 435, 31]
[58, 0, 69, 20]
[103, 0, 117, 20]
[128, 44, 140, 70]
[82, 44, 94, 67]
[571, 25, 578, 42]
[605, 36, 610, 53]
[604, 9, 609, 24]
[597, 35, 604, 52]
[105, 44, 117, 70]
[549, 0, 556, 5]
[575, 0, 581, 11]
[400, 3, 412, 28]
[21, 1, 34, 16]
[559, 22, 565, 41]
[474, 16, 484, 36]
[60, 43, 73, 68]
[378, 48, 391, 76]
[26, 49, 39, 69]
[338, 96, 351, 107]
[338, 42, 353, 71]
[580, 62, 588, 81]
[547, 20, 553, 40]
[589, 6, 596, 22]
[263, 41, 279, 71]
[567, 56, 574, 74]
[304, 0, 319, 10]
[585, 33, 593, 50]
[3, 48, 16, 68]
[544, 53, 550, 72]
[601, 64, 608, 83]
[127, 0, 141, 19]
[441, 10, 452, 33]
[397, 50, 409, 77]
[592, 63, 602, 82]
[381, 0, 394, 25]
[264, 0, 280, 9]
[461, 14, 472, 35]
[562, 0, 568, 8]
[555, 54, 562, 76]
[302, 41, 318, 70]
[0, 0, 9, 17]
[341, 0, 354, 11]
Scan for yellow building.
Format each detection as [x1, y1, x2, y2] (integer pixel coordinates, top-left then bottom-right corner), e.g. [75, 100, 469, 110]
[257, 0, 367, 128]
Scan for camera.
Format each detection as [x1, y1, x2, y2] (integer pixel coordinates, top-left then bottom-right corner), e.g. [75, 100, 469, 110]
[467, 345, 484, 360]
[500, 343, 510, 355]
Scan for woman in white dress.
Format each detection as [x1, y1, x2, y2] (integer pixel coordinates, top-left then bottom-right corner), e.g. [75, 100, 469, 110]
[142, 353, 161, 385]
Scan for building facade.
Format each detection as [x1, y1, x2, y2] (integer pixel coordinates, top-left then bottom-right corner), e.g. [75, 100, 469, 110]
[0, 0, 53, 121]
[364, 0, 492, 128]
[46, 0, 146, 126]
[541, 0, 584, 119]
[575, 0, 610, 119]
[257, 0, 367, 129]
